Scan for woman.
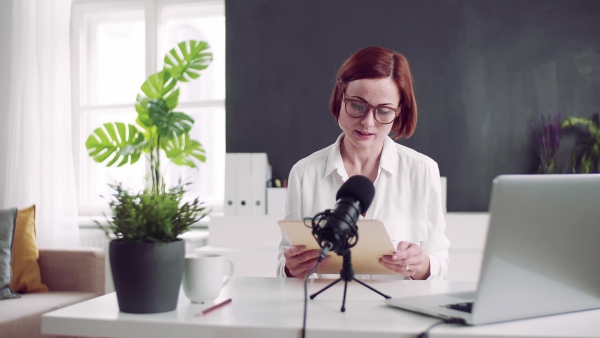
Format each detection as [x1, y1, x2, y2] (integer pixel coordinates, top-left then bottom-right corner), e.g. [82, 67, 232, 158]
[277, 46, 449, 280]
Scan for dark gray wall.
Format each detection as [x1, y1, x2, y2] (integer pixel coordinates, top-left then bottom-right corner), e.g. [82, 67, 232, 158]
[225, 0, 600, 211]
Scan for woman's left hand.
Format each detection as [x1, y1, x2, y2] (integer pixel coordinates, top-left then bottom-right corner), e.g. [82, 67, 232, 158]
[379, 241, 430, 280]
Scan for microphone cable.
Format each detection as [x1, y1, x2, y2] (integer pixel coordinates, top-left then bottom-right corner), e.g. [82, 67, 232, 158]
[417, 317, 466, 338]
[301, 248, 327, 338]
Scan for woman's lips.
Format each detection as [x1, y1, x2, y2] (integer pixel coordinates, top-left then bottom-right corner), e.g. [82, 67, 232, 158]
[355, 130, 374, 138]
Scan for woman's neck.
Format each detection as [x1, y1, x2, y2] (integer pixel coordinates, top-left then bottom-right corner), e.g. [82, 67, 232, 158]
[340, 135, 384, 182]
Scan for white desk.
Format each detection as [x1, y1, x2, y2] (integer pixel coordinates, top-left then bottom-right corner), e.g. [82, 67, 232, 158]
[42, 277, 600, 338]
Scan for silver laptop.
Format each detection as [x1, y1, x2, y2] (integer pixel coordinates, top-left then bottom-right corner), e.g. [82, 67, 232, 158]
[385, 174, 600, 325]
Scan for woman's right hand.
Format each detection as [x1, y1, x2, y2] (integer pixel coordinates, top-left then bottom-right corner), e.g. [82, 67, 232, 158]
[283, 245, 329, 278]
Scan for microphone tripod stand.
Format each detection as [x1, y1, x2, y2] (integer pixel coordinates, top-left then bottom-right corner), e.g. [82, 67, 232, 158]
[309, 249, 391, 312]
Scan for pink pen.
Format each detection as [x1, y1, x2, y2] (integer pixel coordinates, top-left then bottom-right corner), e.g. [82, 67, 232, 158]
[197, 298, 232, 317]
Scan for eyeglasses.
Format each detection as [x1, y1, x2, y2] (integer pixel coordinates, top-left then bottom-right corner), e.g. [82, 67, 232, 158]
[342, 93, 400, 124]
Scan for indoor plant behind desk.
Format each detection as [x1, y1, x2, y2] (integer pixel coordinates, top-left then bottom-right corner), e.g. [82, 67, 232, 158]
[86, 40, 212, 313]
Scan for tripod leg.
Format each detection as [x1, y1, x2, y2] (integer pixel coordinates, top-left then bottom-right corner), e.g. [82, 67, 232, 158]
[353, 278, 391, 299]
[340, 280, 349, 312]
[310, 278, 342, 299]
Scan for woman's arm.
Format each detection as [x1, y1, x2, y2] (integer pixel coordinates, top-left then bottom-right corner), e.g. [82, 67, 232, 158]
[276, 165, 302, 277]
[379, 161, 450, 280]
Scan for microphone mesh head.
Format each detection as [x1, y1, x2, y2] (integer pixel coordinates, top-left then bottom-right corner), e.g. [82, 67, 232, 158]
[335, 175, 375, 213]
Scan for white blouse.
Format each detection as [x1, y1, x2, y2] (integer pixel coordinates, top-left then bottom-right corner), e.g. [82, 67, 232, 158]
[276, 134, 450, 280]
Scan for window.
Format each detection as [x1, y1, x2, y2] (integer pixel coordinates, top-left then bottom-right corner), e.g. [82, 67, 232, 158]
[71, 0, 225, 216]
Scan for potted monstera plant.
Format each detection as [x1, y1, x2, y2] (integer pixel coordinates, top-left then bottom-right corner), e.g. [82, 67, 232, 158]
[85, 40, 212, 313]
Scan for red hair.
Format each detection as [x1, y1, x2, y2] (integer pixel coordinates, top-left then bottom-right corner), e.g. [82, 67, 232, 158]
[329, 46, 417, 140]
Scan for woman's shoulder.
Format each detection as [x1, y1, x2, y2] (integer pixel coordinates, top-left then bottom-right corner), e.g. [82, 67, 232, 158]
[290, 143, 334, 173]
[384, 137, 439, 170]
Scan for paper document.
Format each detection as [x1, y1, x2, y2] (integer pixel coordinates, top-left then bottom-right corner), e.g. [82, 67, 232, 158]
[278, 220, 397, 275]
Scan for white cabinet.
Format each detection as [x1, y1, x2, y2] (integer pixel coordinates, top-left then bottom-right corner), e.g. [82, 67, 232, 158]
[224, 153, 270, 215]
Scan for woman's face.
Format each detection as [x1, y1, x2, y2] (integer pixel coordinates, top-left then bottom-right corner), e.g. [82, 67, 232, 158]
[338, 77, 400, 152]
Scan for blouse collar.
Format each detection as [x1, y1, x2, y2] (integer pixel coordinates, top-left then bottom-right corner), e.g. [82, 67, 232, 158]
[324, 133, 399, 180]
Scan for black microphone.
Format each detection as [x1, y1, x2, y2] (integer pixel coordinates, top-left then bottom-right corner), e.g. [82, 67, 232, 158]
[312, 175, 375, 259]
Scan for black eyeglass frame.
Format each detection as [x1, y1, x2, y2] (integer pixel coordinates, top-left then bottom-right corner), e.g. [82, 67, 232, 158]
[342, 93, 401, 125]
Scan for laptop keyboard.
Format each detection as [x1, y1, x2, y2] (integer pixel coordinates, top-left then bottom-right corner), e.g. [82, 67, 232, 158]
[442, 302, 473, 313]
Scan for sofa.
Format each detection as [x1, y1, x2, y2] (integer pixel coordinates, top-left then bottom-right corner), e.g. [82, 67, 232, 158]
[0, 247, 105, 338]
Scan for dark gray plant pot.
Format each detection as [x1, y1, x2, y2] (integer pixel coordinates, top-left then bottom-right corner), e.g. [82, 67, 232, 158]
[109, 239, 185, 313]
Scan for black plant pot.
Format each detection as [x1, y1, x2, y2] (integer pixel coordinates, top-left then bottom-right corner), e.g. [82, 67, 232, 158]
[109, 239, 185, 313]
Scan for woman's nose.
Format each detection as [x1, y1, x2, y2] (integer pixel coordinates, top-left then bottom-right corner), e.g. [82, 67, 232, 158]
[361, 109, 376, 126]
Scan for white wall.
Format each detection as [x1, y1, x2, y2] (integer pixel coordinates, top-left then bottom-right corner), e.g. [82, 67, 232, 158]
[0, 0, 13, 208]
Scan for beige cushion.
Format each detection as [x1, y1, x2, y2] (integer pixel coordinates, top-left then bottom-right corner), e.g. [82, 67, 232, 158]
[38, 248, 105, 295]
[11, 205, 48, 293]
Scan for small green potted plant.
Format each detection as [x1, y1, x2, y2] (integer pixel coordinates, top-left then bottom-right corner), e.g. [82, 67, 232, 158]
[104, 182, 207, 313]
[86, 40, 212, 313]
[561, 113, 600, 173]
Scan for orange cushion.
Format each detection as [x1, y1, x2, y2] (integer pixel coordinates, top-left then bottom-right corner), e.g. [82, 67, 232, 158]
[10, 205, 48, 293]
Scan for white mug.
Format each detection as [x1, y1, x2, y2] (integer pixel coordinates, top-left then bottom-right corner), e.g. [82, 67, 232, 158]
[183, 253, 234, 303]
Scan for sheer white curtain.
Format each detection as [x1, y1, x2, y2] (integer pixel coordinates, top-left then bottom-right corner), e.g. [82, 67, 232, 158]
[2, 0, 78, 247]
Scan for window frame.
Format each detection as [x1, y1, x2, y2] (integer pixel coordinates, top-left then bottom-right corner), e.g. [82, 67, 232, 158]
[71, 0, 225, 218]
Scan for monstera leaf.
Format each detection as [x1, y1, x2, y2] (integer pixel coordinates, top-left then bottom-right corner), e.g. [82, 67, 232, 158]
[135, 71, 180, 124]
[133, 116, 159, 153]
[164, 40, 213, 82]
[135, 95, 153, 127]
[85, 40, 213, 193]
[85, 122, 145, 167]
[162, 133, 206, 168]
[139, 70, 179, 102]
[147, 98, 194, 138]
